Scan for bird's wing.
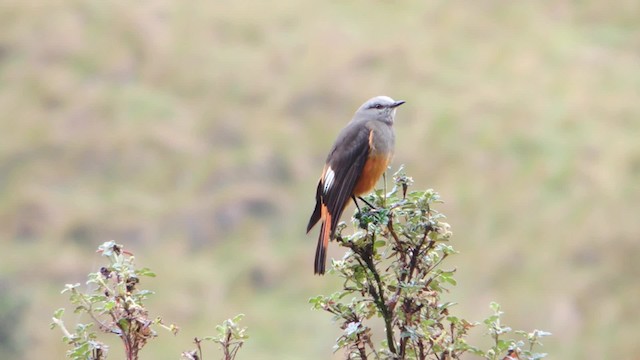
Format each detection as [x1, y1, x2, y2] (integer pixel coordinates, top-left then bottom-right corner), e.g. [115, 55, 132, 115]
[320, 124, 371, 235]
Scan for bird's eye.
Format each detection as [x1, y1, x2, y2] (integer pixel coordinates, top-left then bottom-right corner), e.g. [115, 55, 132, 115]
[374, 104, 384, 109]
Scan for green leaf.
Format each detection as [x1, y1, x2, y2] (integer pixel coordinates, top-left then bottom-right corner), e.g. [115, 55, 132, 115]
[136, 289, 155, 298]
[53, 308, 65, 320]
[70, 342, 90, 358]
[496, 339, 511, 351]
[374, 239, 386, 249]
[136, 267, 156, 277]
[103, 300, 116, 312]
[490, 301, 501, 313]
[117, 318, 130, 332]
[308, 295, 324, 307]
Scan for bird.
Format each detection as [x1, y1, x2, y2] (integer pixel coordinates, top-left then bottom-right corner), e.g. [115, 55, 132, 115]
[307, 95, 405, 275]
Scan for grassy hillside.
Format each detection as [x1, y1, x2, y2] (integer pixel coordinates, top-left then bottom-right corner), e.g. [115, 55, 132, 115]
[0, 1, 638, 359]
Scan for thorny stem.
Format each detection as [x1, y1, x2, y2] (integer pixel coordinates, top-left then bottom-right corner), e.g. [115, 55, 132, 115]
[342, 233, 397, 356]
[224, 330, 232, 359]
[357, 337, 369, 360]
[387, 207, 446, 359]
[390, 215, 434, 358]
[75, 289, 112, 334]
[362, 234, 397, 355]
[195, 337, 203, 360]
[51, 317, 75, 343]
[75, 276, 141, 360]
[367, 337, 381, 360]
[418, 341, 425, 360]
[388, 215, 403, 250]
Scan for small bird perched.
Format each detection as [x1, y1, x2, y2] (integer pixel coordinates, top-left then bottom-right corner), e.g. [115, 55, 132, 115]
[307, 96, 405, 275]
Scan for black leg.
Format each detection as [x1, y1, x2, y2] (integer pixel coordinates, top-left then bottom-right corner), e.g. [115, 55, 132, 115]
[357, 196, 376, 209]
[351, 195, 362, 213]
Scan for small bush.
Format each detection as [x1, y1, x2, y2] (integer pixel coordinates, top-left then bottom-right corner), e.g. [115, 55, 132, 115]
[310, 168, 550, 359]
[51, 241, 247, 360]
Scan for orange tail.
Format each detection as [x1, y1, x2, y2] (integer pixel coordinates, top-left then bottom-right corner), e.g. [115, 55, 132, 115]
[314, 204, 332, 275]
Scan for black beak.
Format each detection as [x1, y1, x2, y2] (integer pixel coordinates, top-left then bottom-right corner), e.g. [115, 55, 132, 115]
[390, 100, 406, 108]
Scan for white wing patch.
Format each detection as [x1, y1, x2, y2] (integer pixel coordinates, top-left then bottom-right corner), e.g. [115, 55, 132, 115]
[323, 167, 335, 193]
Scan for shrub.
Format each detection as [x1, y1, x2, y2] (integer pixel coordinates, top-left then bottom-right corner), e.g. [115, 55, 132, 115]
[51, 241, 247, 360]
[310, 168, 550, 359]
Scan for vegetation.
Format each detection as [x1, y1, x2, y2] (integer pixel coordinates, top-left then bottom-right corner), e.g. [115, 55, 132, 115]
[51, 241, 247, 360]
[52, 171, 549, 359]
[0, 1, 638, 359]
[311, 169, 550, 359]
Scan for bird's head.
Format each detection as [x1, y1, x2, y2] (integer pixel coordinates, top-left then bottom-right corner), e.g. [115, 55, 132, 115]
[354, 96, 405, 125]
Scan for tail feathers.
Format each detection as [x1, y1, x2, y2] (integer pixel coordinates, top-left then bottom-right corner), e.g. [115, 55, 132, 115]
[314, 205, 332, 275]
[307, 181, 323, 233]
[307, 200, 321, 233]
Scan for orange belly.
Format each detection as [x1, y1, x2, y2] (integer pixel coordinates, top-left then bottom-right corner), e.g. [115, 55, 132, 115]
[353, 154, 390, 195]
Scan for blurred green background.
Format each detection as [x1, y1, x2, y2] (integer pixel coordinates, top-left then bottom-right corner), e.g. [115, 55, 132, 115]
[1, 0, 638, 359]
